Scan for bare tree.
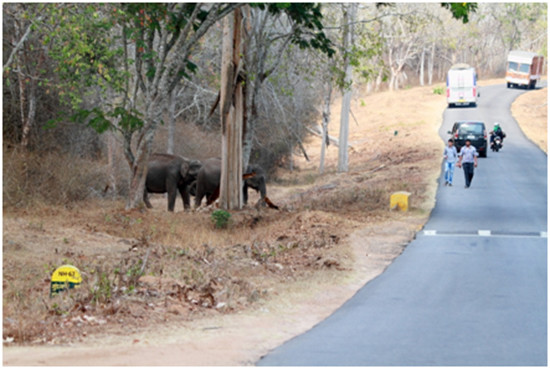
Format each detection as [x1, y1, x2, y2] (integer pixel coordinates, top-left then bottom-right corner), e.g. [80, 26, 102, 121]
[4, 4, 45, 149]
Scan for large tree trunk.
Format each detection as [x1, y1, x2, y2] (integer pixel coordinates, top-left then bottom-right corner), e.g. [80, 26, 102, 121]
[338, 3, 356, 173]
[219, 9, 243, 210]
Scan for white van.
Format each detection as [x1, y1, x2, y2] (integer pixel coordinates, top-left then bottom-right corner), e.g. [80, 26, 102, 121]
[446, 64, 478, 108]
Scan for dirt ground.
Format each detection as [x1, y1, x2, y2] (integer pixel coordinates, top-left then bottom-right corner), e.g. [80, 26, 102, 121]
[3, 79, 546, 366]
[511, 85, 548, 153]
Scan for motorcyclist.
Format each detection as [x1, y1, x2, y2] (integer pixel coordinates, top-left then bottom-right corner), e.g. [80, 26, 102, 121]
[490, 122, 506, 149]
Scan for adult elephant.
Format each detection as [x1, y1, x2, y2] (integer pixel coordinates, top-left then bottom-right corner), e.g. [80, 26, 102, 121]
[144, 153, 202, 212]
[192, 158, 267, 207]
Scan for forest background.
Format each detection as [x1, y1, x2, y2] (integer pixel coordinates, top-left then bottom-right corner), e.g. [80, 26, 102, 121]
[3, 2, 547, 209]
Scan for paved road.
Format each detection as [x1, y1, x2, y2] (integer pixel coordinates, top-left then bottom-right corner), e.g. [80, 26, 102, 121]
[258, 84, 547, 366]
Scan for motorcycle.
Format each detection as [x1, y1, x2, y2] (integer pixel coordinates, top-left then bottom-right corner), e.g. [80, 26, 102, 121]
[491, 134, 503, 152]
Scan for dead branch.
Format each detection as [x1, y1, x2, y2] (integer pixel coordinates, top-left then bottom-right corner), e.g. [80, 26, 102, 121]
[306, 126, 355, 150]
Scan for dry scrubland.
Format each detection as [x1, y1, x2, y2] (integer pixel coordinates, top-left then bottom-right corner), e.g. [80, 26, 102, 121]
[511, 86, 548, 153]
[3, 81, 546, 362]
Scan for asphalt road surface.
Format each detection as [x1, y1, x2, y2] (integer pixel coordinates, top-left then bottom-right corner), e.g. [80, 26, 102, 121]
[258, 84, 547, 366]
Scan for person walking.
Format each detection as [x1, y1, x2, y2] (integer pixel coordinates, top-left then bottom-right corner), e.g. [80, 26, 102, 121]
[457, 139, 478, 188]
[443, 139, 458, 186]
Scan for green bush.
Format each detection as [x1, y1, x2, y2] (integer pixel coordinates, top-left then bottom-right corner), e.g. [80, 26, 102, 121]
[211, 209, 231, 229]
[432, 86, 445, 95]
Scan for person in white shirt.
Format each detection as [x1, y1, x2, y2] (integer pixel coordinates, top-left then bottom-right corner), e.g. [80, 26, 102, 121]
[457, 139, 478, 188]
[443, 139, 458, 186]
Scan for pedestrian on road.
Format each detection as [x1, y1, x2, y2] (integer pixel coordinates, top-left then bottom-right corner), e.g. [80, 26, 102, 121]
[443, 139, 458, 186]
[457, 139, 478, 188]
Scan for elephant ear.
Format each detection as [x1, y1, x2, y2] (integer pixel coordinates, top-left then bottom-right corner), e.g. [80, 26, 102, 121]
[188, 160, 202, 178]
[181, 159, 202, 180]
[180, 161, 190, 178]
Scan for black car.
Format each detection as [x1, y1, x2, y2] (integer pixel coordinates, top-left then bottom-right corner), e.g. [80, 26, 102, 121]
[448, 121, 487, 157]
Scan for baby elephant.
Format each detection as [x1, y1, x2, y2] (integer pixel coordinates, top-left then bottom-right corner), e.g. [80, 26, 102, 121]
[144, 153, 202, 212]
[192, 158, 267, 207]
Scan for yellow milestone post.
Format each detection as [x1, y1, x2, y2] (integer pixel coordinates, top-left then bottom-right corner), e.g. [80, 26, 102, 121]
[50, 265, 82, 297]
[390, 191, 411, 212]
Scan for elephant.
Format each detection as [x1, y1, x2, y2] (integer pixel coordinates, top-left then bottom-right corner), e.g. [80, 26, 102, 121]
[192, 158, 221, 207]
[144, 153, 202, 212]
[243, 164, 267, 205]
[192, 158, 267, 208]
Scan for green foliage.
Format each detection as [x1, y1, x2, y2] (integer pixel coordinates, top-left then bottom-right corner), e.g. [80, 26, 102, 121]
[432, 86, 445, 95]
[45, 106, 144, 135]
[441, 3, 478, 23]
[43, 3, 207, 135]
[46, 5, 127, 108]
[211, 210, 232, 229]
[251, 3, 335, 57]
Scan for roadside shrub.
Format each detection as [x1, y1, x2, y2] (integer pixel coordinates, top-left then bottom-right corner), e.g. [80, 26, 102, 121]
[211, 209, 232, 229]
[432, 86, 445, 95]
[302, 183, 388, 214]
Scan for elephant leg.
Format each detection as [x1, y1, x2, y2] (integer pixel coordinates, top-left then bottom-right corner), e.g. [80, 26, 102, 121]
[195, 194, 203, 208]
[143, 189, 153, 209]
[206, 186, 220, 206]
[243, 183, 248, 205]
[179, 186, 190, 210]
[195, 186, 204, 208]
[166, 182, 177, 212]
[254, 183, 267, 207]
[258, 181, 266, 202]
[188, 181, 197, 197]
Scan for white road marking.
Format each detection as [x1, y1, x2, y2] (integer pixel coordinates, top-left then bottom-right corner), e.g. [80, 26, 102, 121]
[420, 230, 547, 239]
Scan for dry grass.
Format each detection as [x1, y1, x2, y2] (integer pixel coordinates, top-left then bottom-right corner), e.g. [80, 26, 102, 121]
[3, 199, 349, 344]
[511, 85, 547, 153]
[3, 147, 108, 208]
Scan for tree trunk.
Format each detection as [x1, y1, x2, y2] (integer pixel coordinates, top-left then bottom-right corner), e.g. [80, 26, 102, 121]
[428, 42, 435, 85]
[338, 3, 356, 173]
[242, 117, 254, 170]
[125, 102, 159, 209]
[126, 131, 154, 209]
[18, 72, 28, 147]
[375, 68, 383, 92]
[19, 73, 38, 149]
[219, 9, 243, 210]
[419, 47, 425, 86]
[107, 132, 117, 197]
[167, 88, 176, 154]
[320, 83, 332, 174]
[288, 143, 294, 172]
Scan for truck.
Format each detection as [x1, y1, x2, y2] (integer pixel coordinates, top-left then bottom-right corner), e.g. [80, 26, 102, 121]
[446, 63, 478, 108]
[506, 50, 544, 89]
